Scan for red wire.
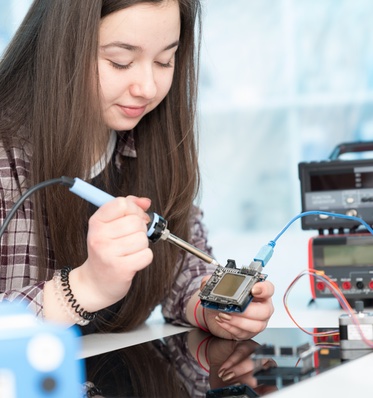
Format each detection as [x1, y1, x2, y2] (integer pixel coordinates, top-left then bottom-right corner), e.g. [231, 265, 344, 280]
[283, 268, 373, 348]
[196, 335, 211, 373]
[202, 305, 208, 329]
[283, 269, 340, 336]
[194, 299, 209, 333]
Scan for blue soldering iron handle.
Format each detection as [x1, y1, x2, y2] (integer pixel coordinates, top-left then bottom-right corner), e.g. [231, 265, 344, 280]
[69, 177, 162, 241]
[69, 177, 115, 207]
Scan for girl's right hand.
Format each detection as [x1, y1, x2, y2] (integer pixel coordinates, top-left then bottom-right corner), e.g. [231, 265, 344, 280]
[71, 196, 153, 312]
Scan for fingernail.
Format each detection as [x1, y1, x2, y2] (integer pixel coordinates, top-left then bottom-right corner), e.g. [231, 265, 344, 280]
[218, 313, 232, 321]
[218, 369, 225, 378]
[222, 371, 235, 382]
[215, 316, 223, 323]
[252, 286, 262, 295]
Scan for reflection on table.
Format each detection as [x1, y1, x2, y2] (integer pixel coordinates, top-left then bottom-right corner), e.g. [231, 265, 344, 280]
[82, 327, 367, 398]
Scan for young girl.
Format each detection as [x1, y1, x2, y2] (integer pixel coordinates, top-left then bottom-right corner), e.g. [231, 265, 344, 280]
[0, 0, 274, 340]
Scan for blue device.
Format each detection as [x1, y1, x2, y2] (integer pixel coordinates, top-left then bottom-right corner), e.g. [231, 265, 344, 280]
[0, 302, 84, 398]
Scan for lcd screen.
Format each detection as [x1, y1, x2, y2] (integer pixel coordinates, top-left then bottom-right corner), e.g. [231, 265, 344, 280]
[323, 245, 373, 266]
[309, 168, 373, 192]
[310, 171, 356, 191]
[212, 273, 245, 297]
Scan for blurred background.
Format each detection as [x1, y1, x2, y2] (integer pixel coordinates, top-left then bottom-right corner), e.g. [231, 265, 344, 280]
[2, 0, 373, 311]
[198, 0, 373, 235]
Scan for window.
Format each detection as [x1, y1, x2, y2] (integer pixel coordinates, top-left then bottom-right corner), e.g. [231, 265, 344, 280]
[198, 0, 373, 248]
[0, 1, 31, 54]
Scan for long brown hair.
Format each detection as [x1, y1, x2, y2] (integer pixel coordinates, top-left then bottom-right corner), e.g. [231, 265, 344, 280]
[0, 0, 201, 331]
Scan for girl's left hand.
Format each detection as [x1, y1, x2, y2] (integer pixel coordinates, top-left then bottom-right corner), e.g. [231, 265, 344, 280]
[202, 278, 275, 340]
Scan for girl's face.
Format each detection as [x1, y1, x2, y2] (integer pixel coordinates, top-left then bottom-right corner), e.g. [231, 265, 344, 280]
[98, 0, 180, 131]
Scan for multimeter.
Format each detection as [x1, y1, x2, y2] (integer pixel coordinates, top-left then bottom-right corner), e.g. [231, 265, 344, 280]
[308, 234, 373, 303]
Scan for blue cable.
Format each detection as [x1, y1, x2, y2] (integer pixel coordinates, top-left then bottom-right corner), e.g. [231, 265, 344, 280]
[271, 210, 373, 244]
[254, 210, 373, 267]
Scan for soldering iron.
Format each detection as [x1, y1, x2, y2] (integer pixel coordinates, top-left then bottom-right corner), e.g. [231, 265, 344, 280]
[146, 212, 220, 266]
[11, 176, 219, 266]
[65, 177, 220, 266]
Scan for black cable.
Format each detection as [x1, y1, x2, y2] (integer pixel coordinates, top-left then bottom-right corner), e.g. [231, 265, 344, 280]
[0, 176, 74, 239]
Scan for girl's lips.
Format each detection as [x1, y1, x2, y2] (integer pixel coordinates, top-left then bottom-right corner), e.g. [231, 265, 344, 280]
[118, 105, 146, 118]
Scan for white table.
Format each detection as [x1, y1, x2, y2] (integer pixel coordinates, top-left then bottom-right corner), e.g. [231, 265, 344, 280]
[80, 229, 373, 396]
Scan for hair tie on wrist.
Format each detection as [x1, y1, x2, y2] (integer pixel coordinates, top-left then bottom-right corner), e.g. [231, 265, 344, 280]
[53, 266, 97, 326]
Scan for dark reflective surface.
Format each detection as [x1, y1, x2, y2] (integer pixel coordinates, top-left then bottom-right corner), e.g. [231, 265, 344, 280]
[82, 328, 370, 398]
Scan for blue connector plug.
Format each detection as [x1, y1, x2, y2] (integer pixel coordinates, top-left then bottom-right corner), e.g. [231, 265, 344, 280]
[253, 241, 275, 267]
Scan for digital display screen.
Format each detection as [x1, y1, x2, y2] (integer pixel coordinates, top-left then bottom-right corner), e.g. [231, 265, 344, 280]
[323, 245, 373, 266]
[213, 273, 245, 297]
[309, 169, 373, 191]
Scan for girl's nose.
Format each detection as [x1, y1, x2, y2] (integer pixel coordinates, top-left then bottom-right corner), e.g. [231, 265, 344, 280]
[129, 66, 157, 99]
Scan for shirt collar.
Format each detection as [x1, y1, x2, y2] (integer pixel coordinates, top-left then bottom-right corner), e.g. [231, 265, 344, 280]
[116, 130, 137, 159]
[89, 130, 137, 179]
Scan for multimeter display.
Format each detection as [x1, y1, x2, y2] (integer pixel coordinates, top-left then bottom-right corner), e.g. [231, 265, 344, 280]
[322, 245, 373, 267]
[309, 234, 373, 301]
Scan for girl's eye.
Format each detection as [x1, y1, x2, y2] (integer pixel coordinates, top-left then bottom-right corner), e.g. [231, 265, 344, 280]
[110, 61, 132, 70]
[108, 59, 174, 69]
[156, 61, 173, 68]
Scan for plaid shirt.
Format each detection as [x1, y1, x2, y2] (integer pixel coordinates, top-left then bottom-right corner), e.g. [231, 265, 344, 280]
[0, 132, 216, 326]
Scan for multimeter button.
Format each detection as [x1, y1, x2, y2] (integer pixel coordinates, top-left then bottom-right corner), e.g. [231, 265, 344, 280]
[345, 197, 354, 204]
[346, 209, 357, 217]
[318, 214, 329, 219]
[369, 281, 373, 290]
[356, 281, 364, 289]
[316, 282, 325, 291]
[342, 281, 351, 290]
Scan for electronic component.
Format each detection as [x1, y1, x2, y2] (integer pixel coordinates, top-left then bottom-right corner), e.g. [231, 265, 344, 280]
[308, 234, 373, 303]
[298, 141, 373, 231]
[339, 301, 373, 350]
[199, 260, 267, 313]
